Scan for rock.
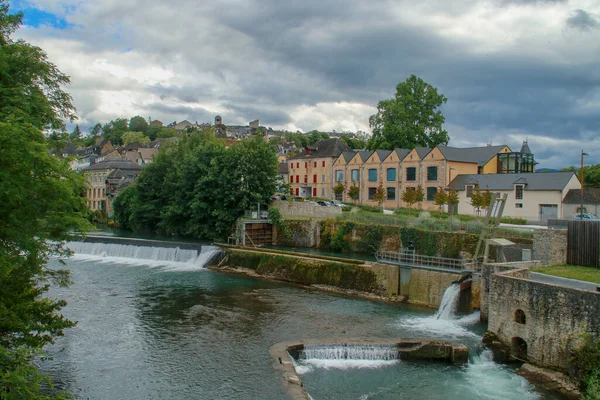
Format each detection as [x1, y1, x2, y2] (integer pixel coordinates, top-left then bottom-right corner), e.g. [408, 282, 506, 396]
[517, 363, 581, 400]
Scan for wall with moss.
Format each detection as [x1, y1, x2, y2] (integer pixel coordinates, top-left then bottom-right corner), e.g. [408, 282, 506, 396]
[226, 249, 393, 296]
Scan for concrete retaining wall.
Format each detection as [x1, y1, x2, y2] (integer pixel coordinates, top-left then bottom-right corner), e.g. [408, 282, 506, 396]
[274, 200, 341, 218]
[488, 268, 600, 371]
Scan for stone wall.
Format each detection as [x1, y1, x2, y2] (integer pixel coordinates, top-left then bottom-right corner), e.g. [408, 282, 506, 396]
[488, 268, 600, 371]
[480, 261, 541, 321]
[533, 229, 567, 266]
[274, 220, 320, 247]
[274, 200, 341, 218]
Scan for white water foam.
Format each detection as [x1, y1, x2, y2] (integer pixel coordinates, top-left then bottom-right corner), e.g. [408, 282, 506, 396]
[462, 350, 540, 400]
[398, 284, 480, 338]
[67, 241, 220, 271]
[296, 344, 400, 372]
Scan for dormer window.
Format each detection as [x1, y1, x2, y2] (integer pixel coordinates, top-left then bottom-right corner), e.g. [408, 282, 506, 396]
[515, 185, 524, 200]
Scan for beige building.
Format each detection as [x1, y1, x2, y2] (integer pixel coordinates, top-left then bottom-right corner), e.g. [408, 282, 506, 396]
[83, 158, 142, 215]
[449, 172, 581, 222]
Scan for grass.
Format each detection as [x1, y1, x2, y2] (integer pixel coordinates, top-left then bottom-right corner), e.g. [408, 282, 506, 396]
[531, 265, 600, 284]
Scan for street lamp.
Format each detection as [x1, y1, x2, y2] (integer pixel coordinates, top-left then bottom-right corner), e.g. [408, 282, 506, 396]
[580, 150, 589, 220]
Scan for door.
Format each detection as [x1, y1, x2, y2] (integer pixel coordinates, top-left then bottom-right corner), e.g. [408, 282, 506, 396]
[540, 204, 558, 223]
[312, 188, 317, 197]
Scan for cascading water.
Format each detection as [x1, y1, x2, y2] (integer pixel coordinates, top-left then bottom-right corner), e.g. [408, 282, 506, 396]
[296, 344, 400, 371]
[434, 283, 461, 320]
[66, 241, 220, 270]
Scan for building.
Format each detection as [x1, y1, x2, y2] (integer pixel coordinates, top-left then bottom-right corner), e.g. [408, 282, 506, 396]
[562, 188, 600, 217]
[83, 158, 142, 214]
[448, 172, 580, 222]
[288, 138, 351, 198]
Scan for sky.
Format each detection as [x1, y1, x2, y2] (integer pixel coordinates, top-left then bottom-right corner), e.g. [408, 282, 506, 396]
[10, 0, 600, 168]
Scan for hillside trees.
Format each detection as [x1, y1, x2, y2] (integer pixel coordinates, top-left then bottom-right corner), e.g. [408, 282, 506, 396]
[0, 1, 92, 396]
[113, 132, 278, 239]
[128, 115, 148, 133]
[368, 75, 449, 150]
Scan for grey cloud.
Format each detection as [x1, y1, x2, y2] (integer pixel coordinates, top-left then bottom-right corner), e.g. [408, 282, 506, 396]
[223, 103, 293, 126]
[566, 9, 600, 31]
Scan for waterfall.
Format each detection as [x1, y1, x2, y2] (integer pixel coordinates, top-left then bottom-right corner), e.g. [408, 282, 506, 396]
[300, 344, 399, 361]
[434, 283, 461, 320]
[66, 241, 220, 269]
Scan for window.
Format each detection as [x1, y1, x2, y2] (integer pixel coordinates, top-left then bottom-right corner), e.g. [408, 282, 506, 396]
[290, 176, 294, 183]
[516, 203, 523, 208]
[387, 168, 396, 182]
[296, 175, 300, 183]
[387, 187, 396, 200]
[351, 169, 359, 182]
[426, 187, 437, 201]
[304, 175, 307, 183]
[368, 187, 377, 200]
[312, 188, 317, 197]
[313, 175, 317, 183]
[427, 166, 438, 181]
[322, 174, 325, 183]
[577, 207, 587, 214]
[313, 161, 317, 168]
[335, 170, 344, 182]
[295, 188, 299, 196]
[515, 185, 524, 200]
[368, 169, 377, 182]
[514, 309, 526, 324]
[406, 167, 416, 181]
[322, 161, 325, 167]
[466, 185, 474, 198]
[296, 162, 299, 168]
[321, 188, 325, 196]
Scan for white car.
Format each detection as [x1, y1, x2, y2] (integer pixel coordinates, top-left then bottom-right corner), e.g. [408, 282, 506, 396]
[330, 200, 349, 209]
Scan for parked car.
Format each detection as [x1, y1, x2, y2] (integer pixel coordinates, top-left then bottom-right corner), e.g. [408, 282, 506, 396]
[316, 201, 332, 207]
[330, 200, 349, 209]
[573, 213, 599, 221]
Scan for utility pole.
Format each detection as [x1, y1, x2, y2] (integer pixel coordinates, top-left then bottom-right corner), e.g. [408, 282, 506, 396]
[580, 150, 588, 220]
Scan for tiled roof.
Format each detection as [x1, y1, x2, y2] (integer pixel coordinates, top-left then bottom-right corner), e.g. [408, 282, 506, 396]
[393, 148, 411, 161]
[375, 150, 392, 161]
[520, 141, 532, 154]
[84, 158, 143, 171]
[449, 172, 576, 191]
[340, 151, 356, 163]
[437, 145, 508, 166]
[304, 138, 352, 158]
[563, 188, 600, 204]
[415, 147, 432, 159]
[277, 162, 289, 174]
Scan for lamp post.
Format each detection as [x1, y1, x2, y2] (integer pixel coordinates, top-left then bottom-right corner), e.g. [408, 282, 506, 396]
[580, 150, 588, 220]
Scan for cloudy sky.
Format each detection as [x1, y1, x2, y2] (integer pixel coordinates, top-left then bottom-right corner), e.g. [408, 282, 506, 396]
[11, 0, 600, 168]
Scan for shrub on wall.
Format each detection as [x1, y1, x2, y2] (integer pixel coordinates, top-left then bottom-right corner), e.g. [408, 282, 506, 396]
[570, 332, 600, 399]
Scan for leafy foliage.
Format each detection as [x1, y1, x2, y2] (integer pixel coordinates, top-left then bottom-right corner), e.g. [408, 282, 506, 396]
[415, 185, 425, 207]
[128, 116, 148, 133]
[0, 3, 92, 396]
[367, 75, 449, 150]
[401, 187, 417, 207]
[121, 131, 150, 146]
[373, 184, 387, 207]
[114, 132, 278, 239]
[333, 182, 345, 198]
[348, 184, 360, 203]
[570, 332, 600, 399]
[433, 186, 448, 210]
[561, 164, 600, 188]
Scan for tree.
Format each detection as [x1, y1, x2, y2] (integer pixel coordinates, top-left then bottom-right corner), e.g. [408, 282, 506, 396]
[470, 186, 485, 216]
[0, 2, 92, 395]
[401, 187, 417, 208]
[367, 75, 449, 150]
[433, 187, 448, 211]
[561, 164, 600, 188]
[129, 115, 148, 133]
[448, 190, 459, 214]
[482, 189, 493, 215]
[373, 184, 387, 208]
[348, 184, 360, 203]
[101, 118, 129, 145]
[70, 124, 82, 141]
[333, 182, 345, 200]
[415, 185, 425, 208]
[89, 122, 102, 137]
[122, 131, 150, 146]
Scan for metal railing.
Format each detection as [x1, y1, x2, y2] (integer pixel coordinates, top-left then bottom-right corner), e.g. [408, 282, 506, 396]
[375, 250, 475, 272]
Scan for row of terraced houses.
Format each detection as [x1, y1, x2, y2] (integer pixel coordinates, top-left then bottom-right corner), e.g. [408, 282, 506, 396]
[282, 138, 585, 222]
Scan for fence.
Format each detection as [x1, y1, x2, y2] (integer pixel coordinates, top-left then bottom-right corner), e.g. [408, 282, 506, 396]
[567, 220, 600, 268]
[375, 250, 475, 272]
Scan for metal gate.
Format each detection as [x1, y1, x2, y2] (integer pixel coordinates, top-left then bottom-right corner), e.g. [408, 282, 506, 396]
[567, 220, 600, 268]
[540, 204, 558, 223]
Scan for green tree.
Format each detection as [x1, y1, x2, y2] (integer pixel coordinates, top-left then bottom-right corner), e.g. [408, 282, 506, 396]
[348, 184, 360, 203]
[562, 165, 600, 188]
[0, 3, 93, 394]
[122, 131, 150, 146]
[333, 182, 345, 200]
[89, 122, 102, 137]
[367, 75, 449, 150]
[433, 186, 448, 211]
[373, 184, 387, 208]
[415, 185, 425, 208]
[101, 118, 129, 145]
[70, 124, 81, 141]
[448, 190, 459, 214]
[401, 187, 417, 208]
[470, 186, 485, 216]
[129, 115, 148, 133]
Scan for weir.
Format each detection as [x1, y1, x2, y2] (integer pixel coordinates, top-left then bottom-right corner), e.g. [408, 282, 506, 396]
[435, 283, 461, 320]
[66, 240, 222, 267]
[300, 344, 399, 361]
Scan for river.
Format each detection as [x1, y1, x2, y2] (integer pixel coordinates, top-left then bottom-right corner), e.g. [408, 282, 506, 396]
[40, 241, 563, 399]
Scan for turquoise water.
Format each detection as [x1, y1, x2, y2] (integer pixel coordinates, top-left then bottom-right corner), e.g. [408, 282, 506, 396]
[40, 247, 563, 400]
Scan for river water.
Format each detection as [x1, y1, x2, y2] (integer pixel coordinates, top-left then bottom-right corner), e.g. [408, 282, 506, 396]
[40, 242, 563, 400]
